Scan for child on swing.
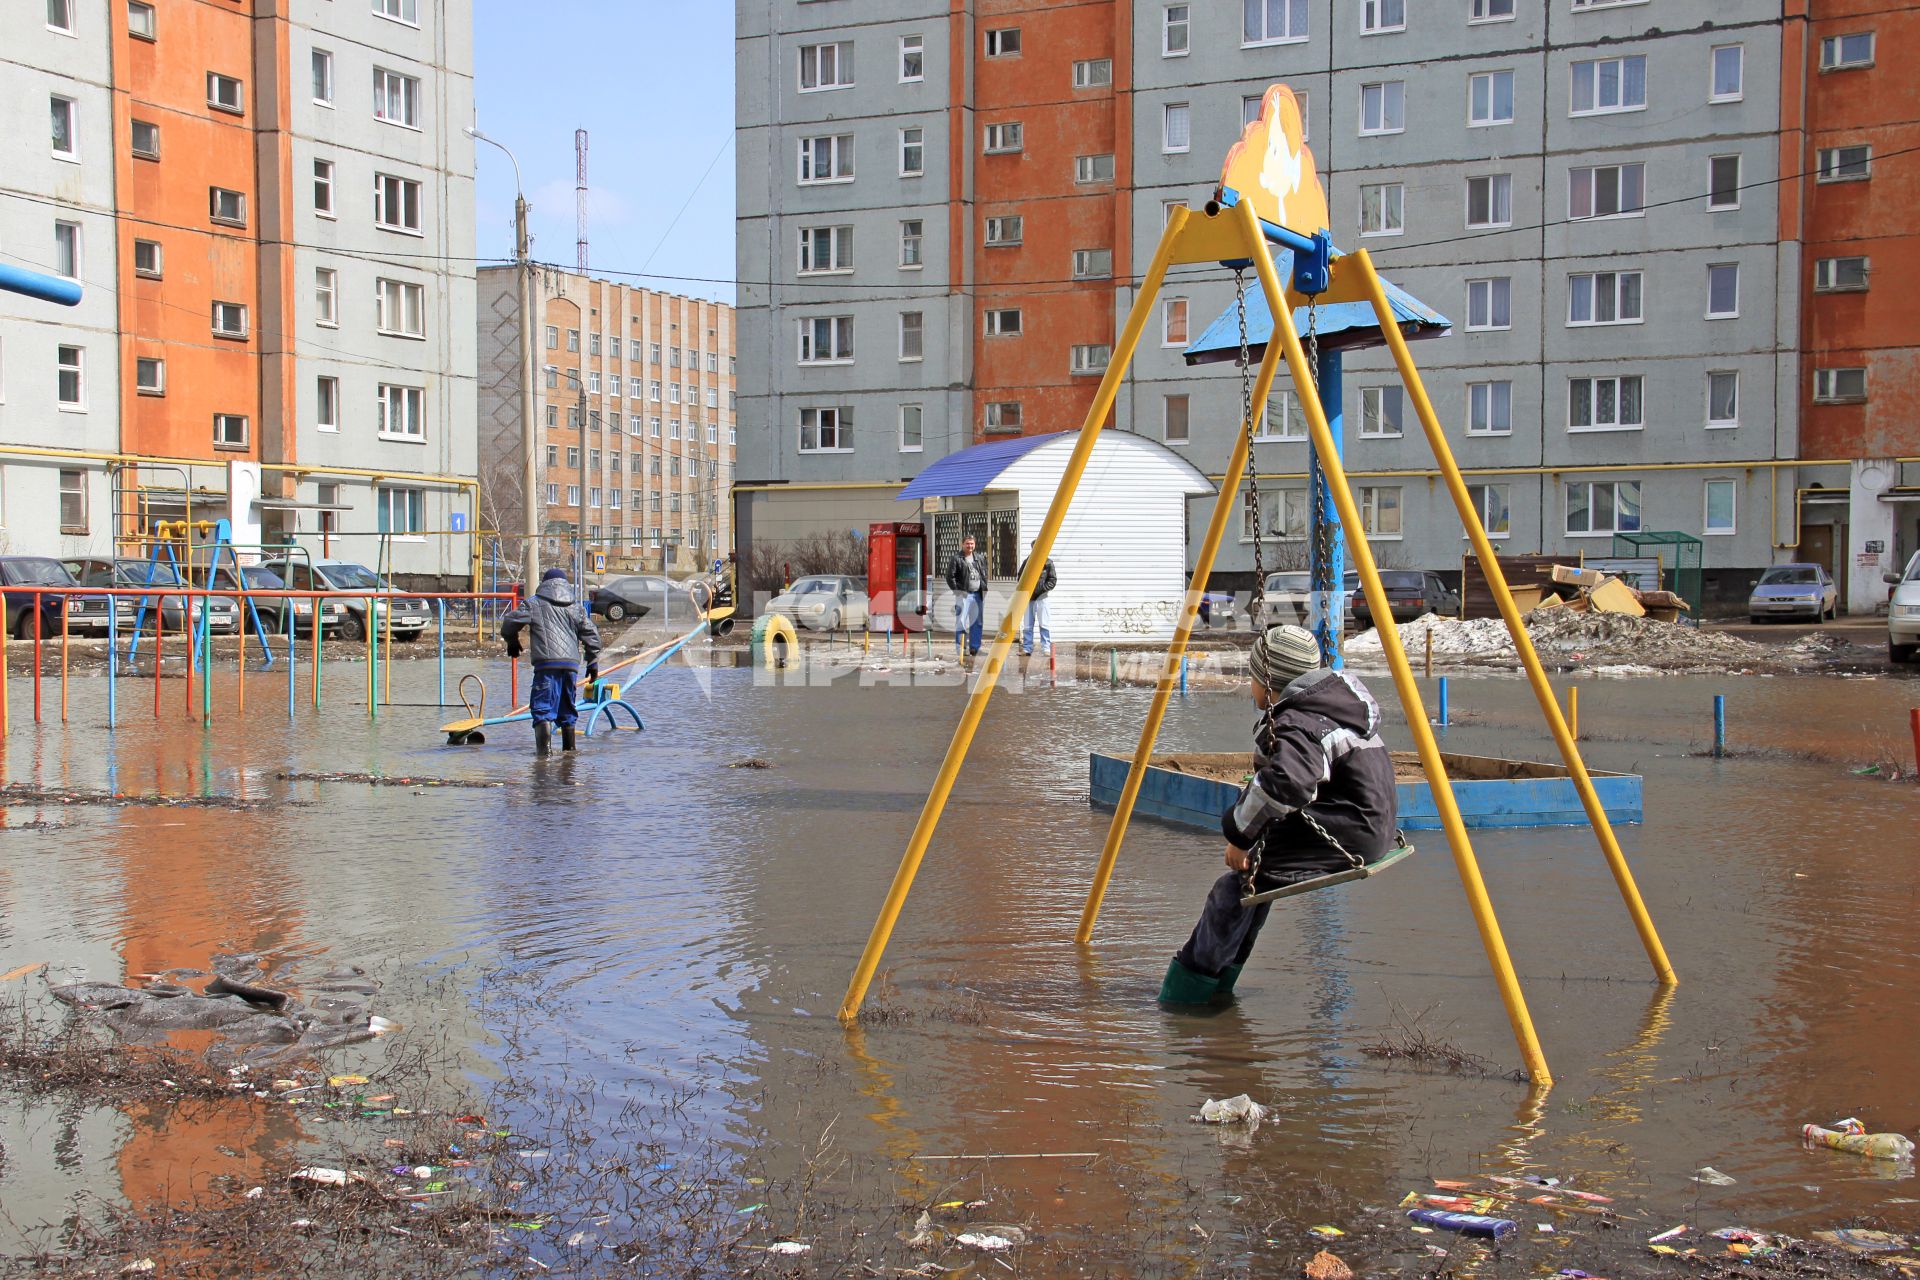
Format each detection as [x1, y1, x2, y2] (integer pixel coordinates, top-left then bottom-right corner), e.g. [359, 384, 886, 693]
[1160, 624, 1401, 1005]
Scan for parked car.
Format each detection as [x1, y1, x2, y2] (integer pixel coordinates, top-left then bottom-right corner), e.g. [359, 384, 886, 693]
[589, 575, 673, 623]
[192, 563, 346, 636]
[1883, 552, 1920, 663]
[260, 559, 429, 642]
[1746, 563, 1837, 623]
[63, 558, 238, 634]
[1252, 572, 1359, 633]
[765, 574, 869, 631]
[1352, 570, 1461, 629]
[674, 573, 735, 611]
[0, 556, 77, 638]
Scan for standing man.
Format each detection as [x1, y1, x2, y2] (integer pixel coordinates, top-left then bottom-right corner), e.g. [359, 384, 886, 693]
[1017, 548, 1057, 658]
[943, 533, 988, 658]
[500, 567, 603, 756]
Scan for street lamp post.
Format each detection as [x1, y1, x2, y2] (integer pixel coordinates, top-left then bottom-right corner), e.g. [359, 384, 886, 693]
[467, 125, 540, 592]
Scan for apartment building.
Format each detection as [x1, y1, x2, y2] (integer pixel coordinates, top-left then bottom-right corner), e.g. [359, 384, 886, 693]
[476, 268, 735, 577]
[1, 0, 476, 586]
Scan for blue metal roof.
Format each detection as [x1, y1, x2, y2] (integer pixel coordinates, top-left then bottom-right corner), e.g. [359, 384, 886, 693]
[896, 431, 1072, 501]
[1186, 247, 1449, 365]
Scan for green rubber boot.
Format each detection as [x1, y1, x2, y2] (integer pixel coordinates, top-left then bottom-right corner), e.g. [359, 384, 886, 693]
[1212, 964, 1245, 1003]
[1157, 959, 1221, 1006]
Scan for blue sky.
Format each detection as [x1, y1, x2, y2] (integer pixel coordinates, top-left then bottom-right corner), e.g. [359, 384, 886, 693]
[472, 2, 736, 304]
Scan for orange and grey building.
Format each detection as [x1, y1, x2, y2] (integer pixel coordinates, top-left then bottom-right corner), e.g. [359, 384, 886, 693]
[3, 0, 477, 586]
[736, 0, 1920, 611]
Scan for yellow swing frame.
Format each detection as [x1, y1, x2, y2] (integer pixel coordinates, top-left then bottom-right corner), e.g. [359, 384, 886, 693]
[837, 187, 1675, 1090]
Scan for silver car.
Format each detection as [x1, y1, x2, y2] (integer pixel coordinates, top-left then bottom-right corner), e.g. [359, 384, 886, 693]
[765, 574, 868, 631]
[1253, 572, 1355, 632]
[1746, 563, 1837, 623]
[1884, 552, 1919, 663]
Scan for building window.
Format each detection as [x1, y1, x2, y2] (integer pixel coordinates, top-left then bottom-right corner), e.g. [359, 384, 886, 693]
[1710, 44, 1743, 102]
[212, 301, 249, 338]
[1820, 32, 1874, 70]
[1467, 380, 1512, 435]
[1708, 155, 1741, 210]
[1570, 56, 1647, 115]
[984, 308, 1023, 337]
[376, 278, 426, 337]
[1360, 183, 1404, 236]
[1565, 480, 1641, 536]
[899, 311, 924, 361]
[985, 402, 1022, 433]
[1163, 103, 1191, 153]
[1361, 0, 1405, 34]
[1161, 393, 1191, 444]
[984, 122, 1023, 154]
[899, 127, 925, 176]
[1358, 487, 1403, 538]
[374, 173, 423, 232]
[797, 316, 854, 364]
[1256, 391, 1310, 441]
[127, 1, 155, 39]
[1470, 0, 1514, 21]
[1072, 248, 1113, 279]
[315, 267, 338, 325]
[131, 119, 160, 159]
[1244, 0, 1308, 45]
[1071, 345, 1111, 375]
[1704, 480, 1736, 535]
[1244, 489, 1309, 541]
[1706, 263, 1740, 318]
[798, 134, 854, 183]
[1572, 0, 1643, 7]
[1465, 174, 1511, 228]
[134, 356, 164, 396]
[1075, 153, 1116, 184]
[54, 221, 80, 278]
[1568, 163, 1644, 219]
[313, 159, 335, 215]
[1466, 277, 1510, 330]
[984, 215, 1023, 245]
[1814, 256, 1869, 292]
[1466, 483, 1511, 538]
[1360, 386, 1403, 438]
[317, 375, 339, 431]
[900, 34, 924, 82]
[58, 470, 86, 533]
[210, 187, 247, 226]
[798, 225, 853, 274]
[588, 334, 600, 357]
[47, 0, 74, 30]
[1359, 81, 1405, 135]
[569, 330, 581, 353]
[213, 413, 250, 450]
[984, 28, 1020, 57]
[1817, 145, 1871, 182]
[133, 239, 162, 278]
[1074, 58, 1112, 88]
[566, 446, 580, 468]
[1813, 367, 1866, 403]
[1469, 71, 1514, 126]
[373, 68, 419, 127]
[1162, 297, 1189, 346]
[545, 325, 558, 349]
[376, 487, 425, 536]
[373, 0, 419, 25]
[312, 49, 333, 104]
[1568, 375, 1644, 431]
[1706, 370, 1739, 427]
[1163, 4, 1190, 56]
[207, 73, 245, 114]
[799, 406, 851, 452]
[1568, 271, 1643, 326]
[798, 42, 854, 92]
[899, 403, 924, 452]
[56, 345, 84, 407]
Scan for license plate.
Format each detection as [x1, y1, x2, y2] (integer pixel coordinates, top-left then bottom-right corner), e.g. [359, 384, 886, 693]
[397, 616, 426, 627]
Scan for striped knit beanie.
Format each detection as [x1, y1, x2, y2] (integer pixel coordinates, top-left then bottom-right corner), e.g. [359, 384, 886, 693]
[1249, 623, 1321, 690]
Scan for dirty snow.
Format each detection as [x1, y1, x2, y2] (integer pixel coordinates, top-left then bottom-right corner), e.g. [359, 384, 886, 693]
[1344, 609, 1847, 673]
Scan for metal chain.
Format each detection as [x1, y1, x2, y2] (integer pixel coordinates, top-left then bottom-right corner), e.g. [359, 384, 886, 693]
[1235, 268, 1265, 623]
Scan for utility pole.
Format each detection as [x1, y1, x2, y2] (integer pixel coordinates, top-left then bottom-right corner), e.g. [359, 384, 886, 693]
[577, 373, 588, 585]
[467, 126, 539, 591]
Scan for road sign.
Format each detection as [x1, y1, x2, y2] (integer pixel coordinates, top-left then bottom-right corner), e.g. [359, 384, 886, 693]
[593, 553, 606, 573]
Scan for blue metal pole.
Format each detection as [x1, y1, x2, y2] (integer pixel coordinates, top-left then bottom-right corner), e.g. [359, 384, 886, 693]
[286, 591, 295, 720]
[1713, 694, 1726, 758]
[1438, 676, 1450, 727]
[107, 595, 117, 729]
[1179, 653, 1188, 696]
[437, 599, 446, 706]
[1309, 347, 1346, 669]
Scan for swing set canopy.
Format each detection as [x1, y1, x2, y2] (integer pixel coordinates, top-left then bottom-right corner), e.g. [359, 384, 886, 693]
[1184, 247, 1450, 366]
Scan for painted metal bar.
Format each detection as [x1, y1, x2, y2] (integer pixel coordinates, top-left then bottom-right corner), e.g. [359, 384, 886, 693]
[287, 595, 296, 722]
[1264, 239, 1554, 1087]
[1568, 686, 1579, 740]
[365, 595, 377, 722]
[840, 216, 1186, 1023]
[1356, 248, 1675, 991]
[60, 601, 69, 723]
[1713, 694, 1726, 758]
[32, 590, 42, 724]
[437, 599, 446, 707]
[237, 586, 247, 719]
[1308, 349, 1347, 668]
[107, 594, 117, 729]
[1438, 676, 1450, 727]
[1179, 654, 1188, 697]
[312, 593, 323, 709]
[152, 603, 162, 720]
[383, 594, 394, 706]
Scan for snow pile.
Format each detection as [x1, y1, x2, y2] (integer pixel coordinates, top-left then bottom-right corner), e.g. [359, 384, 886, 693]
[1346, 609, 1776, 671]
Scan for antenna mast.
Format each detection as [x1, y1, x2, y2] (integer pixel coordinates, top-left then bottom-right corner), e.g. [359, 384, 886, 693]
[574, 128, 589, 272]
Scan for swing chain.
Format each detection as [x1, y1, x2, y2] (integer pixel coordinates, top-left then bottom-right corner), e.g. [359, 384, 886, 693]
[1235, 268, 1265, 624]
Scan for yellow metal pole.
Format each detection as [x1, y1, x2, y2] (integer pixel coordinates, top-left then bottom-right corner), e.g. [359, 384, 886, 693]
[1253, 236, 1554, 1086]
[838, 220, 1187, 1023]
[1353, 249, 1675, 988]
[1568, 685, 1578, 740]
[1076, 236, 1286, 943]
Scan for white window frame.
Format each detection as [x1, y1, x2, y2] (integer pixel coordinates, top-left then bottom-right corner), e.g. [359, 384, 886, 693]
[1817, 145, 1871, 183]
[1465, 483, 1512, 539]
[376, 486, 426, 540]
[375, 277, 426, 339]
[1469, 70, 1515, 127]
[898, 311, 924, 362]
[1467, 380, 1512, 436]
[899, 126, 925, 177]
[1073, 59, 1113, 89]
[133, 238, 163, 279]
[1255, 391, 1309, 442]
[1708, 154, 1742, 210]
[1819, 32, 1874, 71]
[316, 374, 339, 432]
[1164, 392, 1190, 444]
[984, 122, 1024, 154]
[1243, 0, 1308, 47]
[372, 0, 419, 27]
[131, 118, 161, 159]
[899, 219, 924, 268]
[984, 309, 1023, 338]
[313, 158, 335, 217]
[1162, 3, 1190, 57]
[1813, 367, 1866, 403]
[1814, 256, 1869, 293]
[1703, 480, 1737, 536]
[899, 403, 924, 453]
[1358, 486, 1404, 539]
[1075, 153, 1116, 184]
[1162, 297, 1189, 347]
[1564, 479, 1644, 538]
[899, 34, 924, 83]
[984, 215, 1023, 246]
[1706, 370, 1739, 429]
[1466, 277, 1511, 331]
[1567, 270, 1644, 326]
[128, 1, 156, 40]
[56, 344, 84, 410]
[312, 48, 334, 105]
[797, 316, 855, 365]
[1072, 248, 1113, 279]
[798, 406, 852, 453]
[1706, 262, 1740, 319]
[984, 401, 1022, 432]
[373, 68, 420, 128]
[1710, 44, 1744, 103]
[798, 134, 855, 184]
[798, 41, 854, 93]
[1360, 385, 1404, 438]
[213, 413, 250, 450]
[47, 0, 75, 34]
[1360, 0, 1405, 35]
[1242, 488, 1310, 542]
[1359, 81, 1405, 136]
[1568, 163, 1645, 220]
[1465, 173, 1512, 229]
[135, 356, 165, 396]
[315, 267, 339, 327]
[1470, 0, 1515, 22]
[50, 95, 78, 159]
[1162, 102, 1191, 154]
[984, 27, 1021, 58]
[1360, 183, 1404, 237]
[211, 300, 250, 339]
[373, 172, 423, 234]
[210, 186, 248, 227]
[376, 383, 426, 442]
[1567, 374, 1646, 433]
[207, 73, 245, 115]
[1070, 344, 1111, 375]
[797, 224, 854, 276]
[53, 221, 81, 279]
[1570, 55, 1648, 117]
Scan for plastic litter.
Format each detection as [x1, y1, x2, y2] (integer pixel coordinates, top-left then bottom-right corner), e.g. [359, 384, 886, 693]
[1308, 1226, 1345, 1239]
[1405, 1209, 1516, 1241]
[1802, 1118, 1915, 1160]
[1648, 1225, 1689, 1244]
[957, 1229, 1027, 1250]
[1691, 1166, 1736, 1185]
[1304, 1249, 1352, 1280]
[1193, 1094, 1268, 1124]
[766, 1242, 810, 1255]
[326, 1074, 370, 1088]
[118, 1261, 155, 1274]
[1813, 1229, 1911, 1252]
[290, 1167, 366, 1187]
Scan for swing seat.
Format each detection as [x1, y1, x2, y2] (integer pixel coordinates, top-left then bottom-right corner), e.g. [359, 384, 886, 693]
[1238, 842, 1414, 908]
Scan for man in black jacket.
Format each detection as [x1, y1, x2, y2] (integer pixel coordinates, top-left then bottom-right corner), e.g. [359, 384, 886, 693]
[499, 568, 603, 756]
[943, 534, 987, 657]
[1160, 623, 1399, 1004]
[1016, 550, 1057, 657]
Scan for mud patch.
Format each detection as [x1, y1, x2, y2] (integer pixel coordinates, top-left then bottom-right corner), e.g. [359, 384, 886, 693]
[274, 771, 503, 790]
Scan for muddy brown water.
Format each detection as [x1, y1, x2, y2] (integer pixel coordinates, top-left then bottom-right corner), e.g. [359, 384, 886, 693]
[0, 651, 1916, 1268]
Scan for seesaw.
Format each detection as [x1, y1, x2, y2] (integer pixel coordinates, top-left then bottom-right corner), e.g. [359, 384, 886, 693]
[441, 607, 732, 745]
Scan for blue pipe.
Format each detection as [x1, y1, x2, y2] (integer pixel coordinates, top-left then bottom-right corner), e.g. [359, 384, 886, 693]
[286, 595, 296, 721]
[1437, 677, 1450, 727]
[1179, 654, 1188, 697]
[0, 263, 81, 306]
[1309, 348, 1346, 670]
[436, 599, 446, 706]
[1713, 694, 1726, 758]
[107, 594, 117, 728]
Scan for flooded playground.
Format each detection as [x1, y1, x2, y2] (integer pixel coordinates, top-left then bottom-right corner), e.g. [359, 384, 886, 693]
[0, 644, 1917, 1276]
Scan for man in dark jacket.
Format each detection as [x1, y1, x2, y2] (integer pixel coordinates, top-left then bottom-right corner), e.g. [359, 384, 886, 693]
[499, 568, 603, 755]
[1016, 550, 1057, 657]
[943, 534, 987, 657]
[1160, 623, 1399, 1004]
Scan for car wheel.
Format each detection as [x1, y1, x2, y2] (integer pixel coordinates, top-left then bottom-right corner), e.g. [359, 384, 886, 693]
[1890, 642, 1917, 663]
[605, 601, 627, 622]
[824, 609, 841, 632]
[8, 611, 27, 641]
[1748, 615, 1763, 625]
[337, 614, 366, 642]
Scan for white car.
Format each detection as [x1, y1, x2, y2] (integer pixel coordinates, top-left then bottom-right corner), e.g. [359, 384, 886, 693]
[1886, 552, 1920, 663]
[765, 574, 868, 632]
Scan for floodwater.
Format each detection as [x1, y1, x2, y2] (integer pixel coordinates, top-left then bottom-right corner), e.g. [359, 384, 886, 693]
[1, 636, 1918, 1270]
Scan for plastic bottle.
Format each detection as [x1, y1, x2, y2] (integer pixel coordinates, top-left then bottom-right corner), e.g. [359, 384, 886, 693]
[1406, 1208, 1518, 1240]
[1801, 1123, 1915, 1160]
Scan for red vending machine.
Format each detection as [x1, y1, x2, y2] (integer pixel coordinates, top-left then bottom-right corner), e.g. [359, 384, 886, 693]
[867, 521, 929, 633]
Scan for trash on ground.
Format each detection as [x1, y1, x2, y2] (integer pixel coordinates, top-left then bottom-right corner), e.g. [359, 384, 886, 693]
[290, 1166, 367, 1187]
[1813, 1229, 1911, 1253]
[1802, 1118, 1916, 1160]
[956, 1228, 1027, 1250]
[1648, 1225, 1690, 1244]
[765, 1241, 810, 1255]
[1405, 1208, 1517, 1240]
[1192, 1093, 1268, 1124]
[1690, 1166, 1736, 1185]
[1308, 1225, 1345, 1239]
[1304, 1249, 1352, 1280]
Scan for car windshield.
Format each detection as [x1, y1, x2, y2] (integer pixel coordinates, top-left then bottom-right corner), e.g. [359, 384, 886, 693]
[219, 566, 286, 590]
[1759, 567, 1819, 586]
[793, 578, 839, 595]
[1905, 555, 1920, 583]
[319, 564, 385, 590]
[1378, 572, 1424, 588]
[4, 559, 74, 586]
[1265, 573, 1311, 593]
[116, 562, 184, 587]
